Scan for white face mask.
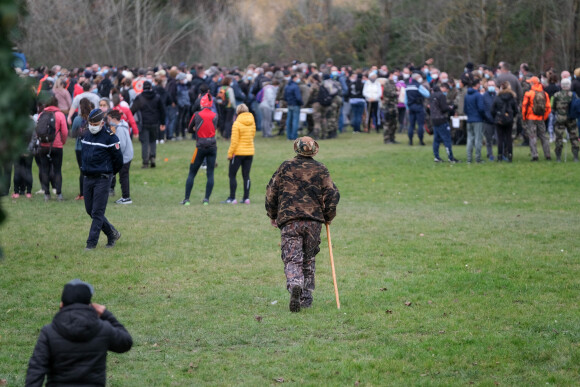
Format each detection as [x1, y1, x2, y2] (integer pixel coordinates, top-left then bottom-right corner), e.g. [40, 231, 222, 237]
[403, 73, 410, 80]
[89, 122, 102, 134]
[432, 74, 439, 80]
[440, 78, 448, 83]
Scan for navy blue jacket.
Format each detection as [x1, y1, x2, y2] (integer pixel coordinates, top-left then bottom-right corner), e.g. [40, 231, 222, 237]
[81, 126, 124, 176]
[482, 91, 496, 124]
[464, 88, 486, 123]
[284, 80, 303, 107]
[406, 80, 428, 111]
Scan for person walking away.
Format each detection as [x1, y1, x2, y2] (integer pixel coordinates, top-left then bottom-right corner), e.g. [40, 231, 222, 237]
[551, 78, 579, 162]
[180, 93, 218, 206]
[71, 98, 94, 200]
[522, 77, 551, 161]
[482, 80, 497, 161]
[491, 82, 518, 162]
[258, 80, 278, 137]
[107, 110, 134, 203]
[464, 77, 487, 163]
[284, 73, 303, 140]
[130, 81, 166, 168]
[222, 104, 256, 204]
[265, 136, 340, 312]
[430, 83, 460, 163]
[36, 94, 68, 201]
[405, 72, 430, 145]
[25, 279, 132, 386]
[80, 108, 123, 250]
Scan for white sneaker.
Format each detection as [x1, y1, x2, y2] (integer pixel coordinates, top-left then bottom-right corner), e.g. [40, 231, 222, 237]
[160, 139, 165, 144]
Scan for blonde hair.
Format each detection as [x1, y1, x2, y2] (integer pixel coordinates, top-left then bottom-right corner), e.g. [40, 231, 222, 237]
[236, 103, 249, 114]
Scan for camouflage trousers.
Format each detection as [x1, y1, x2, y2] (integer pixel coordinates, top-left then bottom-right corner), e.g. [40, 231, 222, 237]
[280, 220, 322, 305]
[383, 108, 398, 143]
[311, 103, 322, 139]
[554, 119, 579, 156]
[525, 120, 551, 159]
[321, 104, 339, 139]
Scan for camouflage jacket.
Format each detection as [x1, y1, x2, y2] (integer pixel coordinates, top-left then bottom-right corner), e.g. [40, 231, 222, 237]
[552, 90, 573, 121]
[382, 80, 398, 109]
[265, 155, 340, 228]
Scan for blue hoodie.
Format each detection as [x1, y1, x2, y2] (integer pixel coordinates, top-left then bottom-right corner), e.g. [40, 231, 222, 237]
[284, 80, 303, 107]
[464, 88, 486, 123]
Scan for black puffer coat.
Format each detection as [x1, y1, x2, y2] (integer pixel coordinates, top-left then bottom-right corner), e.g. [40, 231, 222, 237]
[25, 304, 132, 387]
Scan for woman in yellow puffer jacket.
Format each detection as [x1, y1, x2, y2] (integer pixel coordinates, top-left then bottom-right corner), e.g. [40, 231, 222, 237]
[222, 104, 256, 204]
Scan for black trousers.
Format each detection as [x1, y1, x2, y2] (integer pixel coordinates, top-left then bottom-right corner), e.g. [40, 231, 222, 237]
[228, 155, 253, 201]
[119, 162, 131, 198]
[14, 155, 33, 194]
[497, 123, 513, 160]
[38, 147, 63, 195]
[84, 174, 116, 247]
[75, 149, 83, 196]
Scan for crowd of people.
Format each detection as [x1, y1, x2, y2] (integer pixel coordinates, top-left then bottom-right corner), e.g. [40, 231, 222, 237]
[2, 58, 580, 202]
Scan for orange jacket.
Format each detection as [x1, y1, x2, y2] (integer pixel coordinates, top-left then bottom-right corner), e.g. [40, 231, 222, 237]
[522, 82, 551, 121]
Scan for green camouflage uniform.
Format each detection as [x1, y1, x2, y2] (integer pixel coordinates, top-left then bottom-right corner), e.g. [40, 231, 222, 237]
[552, 90, 579, 159]
[277, 80, 288, 135]
[308, 82, 321, 138]
[265, 154, 340, 307]
[319, 79, 342, 139]
[382, 79, 398, 143]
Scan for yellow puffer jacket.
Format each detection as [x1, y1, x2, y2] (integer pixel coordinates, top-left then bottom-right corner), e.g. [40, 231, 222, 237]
[228, 112, 256, 158]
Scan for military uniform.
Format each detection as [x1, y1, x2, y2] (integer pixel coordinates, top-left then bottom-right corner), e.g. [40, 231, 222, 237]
[306, 80, 320, 138]
[277, 80, 288, 135]
[382, 79, 398, 143]
[265, 137, 340, 312]
[320, 79, 342, 139]
[552, 90, 579, 161]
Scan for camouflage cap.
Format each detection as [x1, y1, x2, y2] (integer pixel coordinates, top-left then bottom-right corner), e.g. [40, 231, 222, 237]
[293, 136, 319, 157]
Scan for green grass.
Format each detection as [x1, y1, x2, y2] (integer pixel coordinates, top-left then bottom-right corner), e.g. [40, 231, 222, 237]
[1, 130, 579, 386]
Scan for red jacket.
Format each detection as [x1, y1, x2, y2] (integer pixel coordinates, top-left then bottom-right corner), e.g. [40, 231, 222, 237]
[39, 106, 68, 148]
[114, 104, 139, 136]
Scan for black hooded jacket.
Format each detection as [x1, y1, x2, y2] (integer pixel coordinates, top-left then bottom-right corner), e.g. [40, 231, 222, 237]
[25, 304, 132, 387]
[130, 89, 166, 125]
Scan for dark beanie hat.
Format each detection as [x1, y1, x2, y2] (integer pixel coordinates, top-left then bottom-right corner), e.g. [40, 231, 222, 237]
[61, 279, 94, 306]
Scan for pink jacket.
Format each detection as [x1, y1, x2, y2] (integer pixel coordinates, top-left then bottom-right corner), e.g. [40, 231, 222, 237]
[39, 106, 68, 148]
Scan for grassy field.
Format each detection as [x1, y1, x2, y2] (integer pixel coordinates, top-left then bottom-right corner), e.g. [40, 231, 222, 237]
[1, 129, 579, 386]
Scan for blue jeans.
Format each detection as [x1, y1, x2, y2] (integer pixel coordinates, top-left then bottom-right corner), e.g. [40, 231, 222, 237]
[165, 105, 178, 139]
[286, 105, 301, 140]
[185, 146, 217, 201]
[84, 174, 116, 247]
[350, 101, 365, 132]
[466, 122, 484, 162]
[408, 107, 425, 142]
[433, 123, 454, 160]
[251, 100, 262, 132]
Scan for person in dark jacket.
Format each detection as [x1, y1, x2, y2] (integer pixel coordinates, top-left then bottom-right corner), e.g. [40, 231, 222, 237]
[429, 83, 460, 163]
[491, 82, 518, 162]
[25, 279, 132, 386]
[348, 73, 366, 133]
[464, 77, 487, 163]
[130, 81, 166, 168]
[81, 109, 124, 250]
[284, 73, 303, 140]
[482, 79, 497, 161]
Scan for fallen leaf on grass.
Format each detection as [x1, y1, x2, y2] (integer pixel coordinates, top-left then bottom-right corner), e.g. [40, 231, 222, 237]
[152, 343, 158, 347]
[404, 301, 412, 306]
[439, 330, 445, 334]
[420, 373, 428, 377]
[274, 377, 284, 383]
[385, 310, 393, 314]
[428, 300, 433, 304]
[254, 315, 263, 323]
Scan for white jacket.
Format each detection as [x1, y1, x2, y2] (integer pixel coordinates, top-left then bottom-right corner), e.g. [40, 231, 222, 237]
[363, 80, 382, 101]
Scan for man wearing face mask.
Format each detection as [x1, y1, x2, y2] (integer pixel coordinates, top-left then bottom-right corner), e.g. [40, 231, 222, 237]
[80, 108, 124, 250]
[405, 71, 430, 145]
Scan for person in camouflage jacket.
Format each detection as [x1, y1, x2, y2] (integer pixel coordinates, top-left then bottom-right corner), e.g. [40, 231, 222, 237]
[382, 74, 399, 143]
[265, 136, 340, 312]
[551, 78, 579, 161]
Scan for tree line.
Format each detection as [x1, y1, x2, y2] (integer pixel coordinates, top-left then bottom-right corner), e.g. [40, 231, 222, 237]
[15, 0, 580, 75]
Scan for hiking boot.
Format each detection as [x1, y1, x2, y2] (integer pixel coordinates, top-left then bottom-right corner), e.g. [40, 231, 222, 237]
[106, 230, 121, 248]
[180, 199, 190, 206]
[289, 285, 302, 313]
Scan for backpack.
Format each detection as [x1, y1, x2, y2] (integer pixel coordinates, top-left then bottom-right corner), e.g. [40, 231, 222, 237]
[318, 84, 336, 106]
[216, 86, 228, 106]
[569, 92, 580, 119]
[256, 87, 265, 103]
[495, 100, 514, 126]
[531, 91, 546, 116]
[35, 111, 56, 144]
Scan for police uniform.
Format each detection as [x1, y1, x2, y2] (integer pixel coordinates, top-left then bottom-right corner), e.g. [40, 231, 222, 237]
[265, 137, 340, 312]
[81, 109, 124, 249]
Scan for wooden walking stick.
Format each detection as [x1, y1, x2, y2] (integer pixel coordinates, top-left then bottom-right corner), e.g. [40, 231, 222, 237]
[326, 223, 340, 309]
